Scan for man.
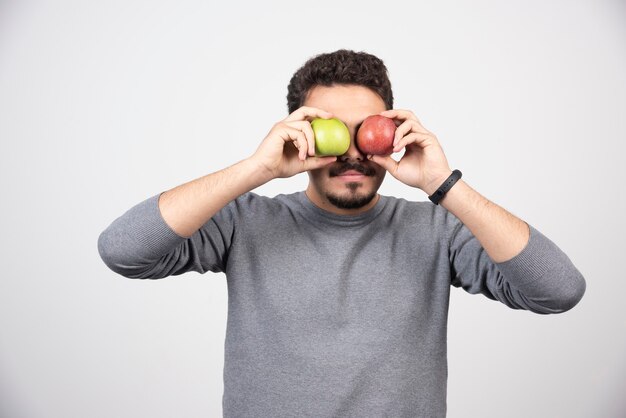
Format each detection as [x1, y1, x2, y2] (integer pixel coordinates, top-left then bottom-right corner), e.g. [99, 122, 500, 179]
[98, 49, 586, 417]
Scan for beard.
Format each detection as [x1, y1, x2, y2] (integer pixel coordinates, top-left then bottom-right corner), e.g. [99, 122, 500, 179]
[325, 161, 379, 209]
[325, 185, 377, 209]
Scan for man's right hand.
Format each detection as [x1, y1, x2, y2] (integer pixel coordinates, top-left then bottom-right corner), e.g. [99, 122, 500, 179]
[250, 106, 339, 179]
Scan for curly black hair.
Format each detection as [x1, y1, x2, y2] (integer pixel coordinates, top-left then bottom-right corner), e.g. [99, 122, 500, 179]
[286, 49, 394, 114]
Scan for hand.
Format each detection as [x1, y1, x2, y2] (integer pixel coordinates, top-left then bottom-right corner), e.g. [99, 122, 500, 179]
[367, 109, 453, 195]
[250, 106, 338, 179]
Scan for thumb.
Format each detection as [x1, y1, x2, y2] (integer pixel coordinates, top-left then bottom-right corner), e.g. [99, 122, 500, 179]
[303, 156, 337, 171]
[368, 154, 398, 174]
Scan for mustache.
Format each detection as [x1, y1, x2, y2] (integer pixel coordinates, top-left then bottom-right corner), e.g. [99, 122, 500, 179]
[329, 162, 377, 177]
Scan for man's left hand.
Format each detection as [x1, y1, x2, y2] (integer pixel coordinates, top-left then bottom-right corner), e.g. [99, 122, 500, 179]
[367, 109, 453, 196]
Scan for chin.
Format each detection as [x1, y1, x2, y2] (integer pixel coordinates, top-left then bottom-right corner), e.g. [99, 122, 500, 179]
[325, 181, 379, 210]
[326, 190, 377, 209]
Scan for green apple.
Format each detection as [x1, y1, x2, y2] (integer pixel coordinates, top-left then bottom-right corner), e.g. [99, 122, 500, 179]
[311, 117, 350, 156]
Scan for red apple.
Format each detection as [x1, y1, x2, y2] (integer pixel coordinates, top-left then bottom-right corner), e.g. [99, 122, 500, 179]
[356, 115, 396, 155]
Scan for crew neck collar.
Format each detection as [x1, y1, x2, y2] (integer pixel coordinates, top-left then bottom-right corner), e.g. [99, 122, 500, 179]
[294, 190, 388, 227]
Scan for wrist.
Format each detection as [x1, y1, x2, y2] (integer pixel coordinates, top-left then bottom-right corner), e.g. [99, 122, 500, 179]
[423, 170, 454, 196]
[245, 156, 276, 184]
[426, 169, 463, 205]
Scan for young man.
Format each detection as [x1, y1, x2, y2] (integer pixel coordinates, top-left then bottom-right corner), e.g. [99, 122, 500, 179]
[98, 49, 586, 417]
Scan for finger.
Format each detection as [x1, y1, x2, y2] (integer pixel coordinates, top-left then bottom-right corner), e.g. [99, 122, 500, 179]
[380, 109, 434, 134]
[383, 109, 434, 135]
[379, 108, 417, 121]
[393, 132, 433, 153]
[379, 109, 399, 119]
[295, 130, 308, 161]
[282, 125, 309, 161]
[367, 154, 399, 175]
[378, 110, 402, 127]
[392, 120, 415, 147]
[284, 106, 333, 122]
[302, 156, 337, 171]
[393, 121, 430, 147]
[285, 120, 315, 157]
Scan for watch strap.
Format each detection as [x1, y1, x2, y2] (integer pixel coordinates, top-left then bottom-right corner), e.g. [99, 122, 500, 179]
[428, 169, 462, 205]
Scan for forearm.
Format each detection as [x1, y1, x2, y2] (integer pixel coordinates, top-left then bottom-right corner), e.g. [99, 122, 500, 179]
[438, 178, 586, 312]
[159, 157, 272, 238]
[432, 179, 529, 263]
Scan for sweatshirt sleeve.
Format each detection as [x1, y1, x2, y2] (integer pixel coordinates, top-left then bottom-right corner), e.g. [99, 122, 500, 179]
[448, 219, 586, 314]
[97, 192, 236, 279]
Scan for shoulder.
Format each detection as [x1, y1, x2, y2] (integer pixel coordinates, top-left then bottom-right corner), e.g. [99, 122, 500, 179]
[381, 194, 462, 237]
[233, 191, 295, 207]
[226, 191, 298, 217]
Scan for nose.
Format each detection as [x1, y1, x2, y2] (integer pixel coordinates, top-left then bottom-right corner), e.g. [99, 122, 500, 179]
[338, 134, 365, 163]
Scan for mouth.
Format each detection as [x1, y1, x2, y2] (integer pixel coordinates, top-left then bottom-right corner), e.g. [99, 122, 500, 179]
[336, 170, 367, 181]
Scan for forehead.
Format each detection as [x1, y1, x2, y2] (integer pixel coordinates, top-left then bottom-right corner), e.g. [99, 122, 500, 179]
[303, 84, 387, 126]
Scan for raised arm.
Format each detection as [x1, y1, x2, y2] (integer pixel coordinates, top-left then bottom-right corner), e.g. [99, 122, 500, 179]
[97, 106, 338, 278]
[366, 108, 585, 312]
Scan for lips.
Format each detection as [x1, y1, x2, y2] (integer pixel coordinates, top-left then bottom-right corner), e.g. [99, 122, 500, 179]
[339, 170, 364, 176]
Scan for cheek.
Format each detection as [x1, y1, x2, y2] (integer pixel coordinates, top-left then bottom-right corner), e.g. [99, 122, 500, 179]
[374, 169, 387, 185]
[308, 167, 330, 183]
[373, 165, 386, 178]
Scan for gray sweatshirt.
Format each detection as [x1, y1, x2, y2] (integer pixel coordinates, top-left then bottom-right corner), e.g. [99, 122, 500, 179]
[97, 190, 586, 418]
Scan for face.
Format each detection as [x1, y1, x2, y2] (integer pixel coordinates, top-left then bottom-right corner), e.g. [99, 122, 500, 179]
[303, 84, 388, 215]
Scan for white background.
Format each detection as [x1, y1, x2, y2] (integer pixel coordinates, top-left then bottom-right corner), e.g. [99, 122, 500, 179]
[1, 0, 624, 417]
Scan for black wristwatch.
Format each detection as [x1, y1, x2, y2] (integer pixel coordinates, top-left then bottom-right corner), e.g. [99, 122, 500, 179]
[428, 170, 462, 205]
